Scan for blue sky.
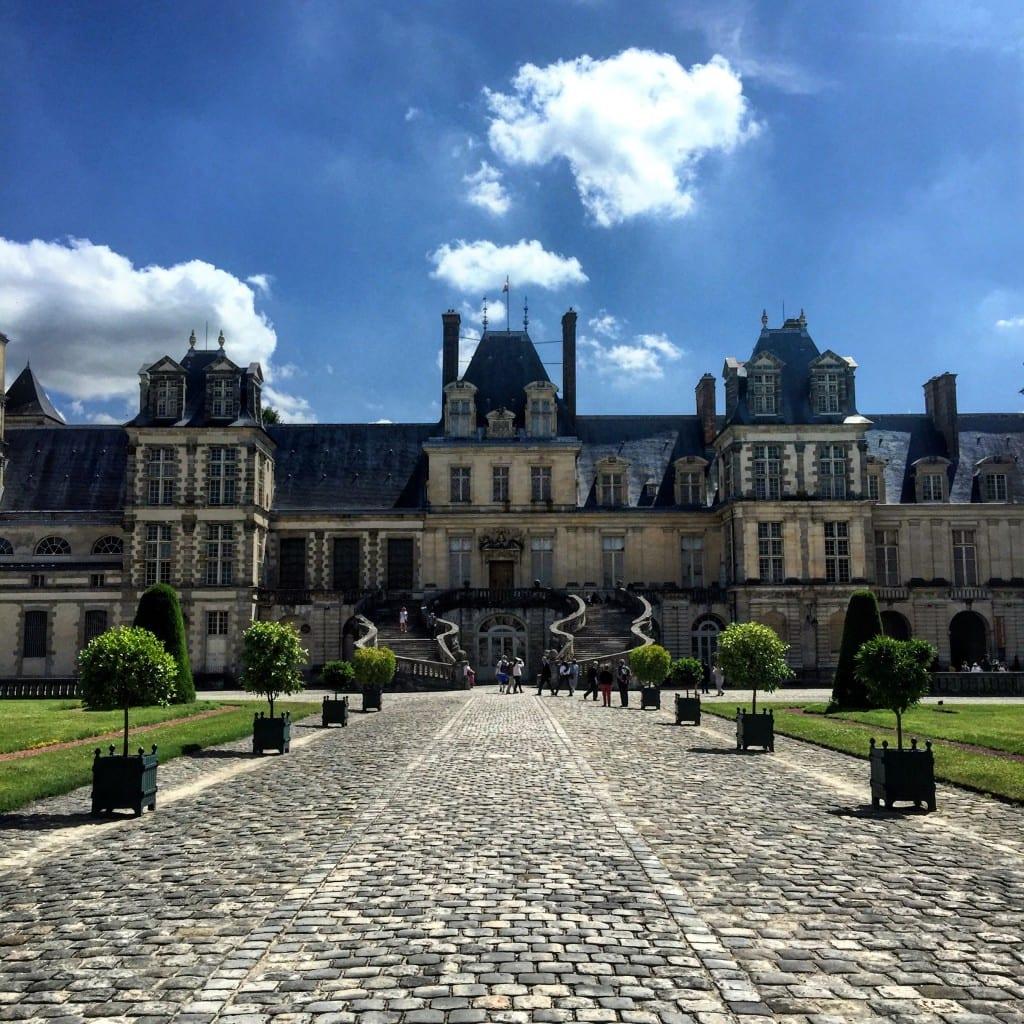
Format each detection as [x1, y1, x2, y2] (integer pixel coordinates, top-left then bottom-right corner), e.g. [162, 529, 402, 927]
[1, 0, 1022, 424]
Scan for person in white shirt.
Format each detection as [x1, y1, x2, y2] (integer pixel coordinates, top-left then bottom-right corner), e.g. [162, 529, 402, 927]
[512, 657, 524, 693]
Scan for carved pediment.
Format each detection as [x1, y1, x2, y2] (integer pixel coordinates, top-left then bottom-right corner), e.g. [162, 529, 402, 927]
[205, 355, 239, 373]
[479, 529, 525, 561]
[147, 357, 185, 374]
[747, 351, 785, 371]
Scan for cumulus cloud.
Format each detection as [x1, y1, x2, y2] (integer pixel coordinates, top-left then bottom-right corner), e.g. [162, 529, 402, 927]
[429, 238, 587, 293]
[485, 48, 758, 226]
[588, 311, 621, 338]
[246, 273, 272, 294]
[463, 161, 511, 215]
[0, 236, 313, 420]
[405, 106, 421, 122]
[995, 316, 1024, 329]
[582, 325, 684, 382]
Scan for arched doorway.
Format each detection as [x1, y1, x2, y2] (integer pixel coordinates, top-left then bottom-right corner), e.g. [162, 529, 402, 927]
[949, 610, 988, 668]
[881, 610, 911, 641]
[692, 615, 724, 678]
[477, 614, 527, 681]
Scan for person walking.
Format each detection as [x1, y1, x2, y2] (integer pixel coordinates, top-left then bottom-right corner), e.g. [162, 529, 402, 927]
[512, 657, 524, 693]
[616, 658, 631, 708]
[569, 658, 580, 697]
[557, 659, 571, 696]
[598, 662, 614, 707]
[583, 663, 599, 701]
[538, 657, 551, 695]
[398, 605, 409, 634]
[465, 664, 476, 688]
[496, 657, 509, 693]
[712, 657, 725, 697]
[700, 666, 710, 696]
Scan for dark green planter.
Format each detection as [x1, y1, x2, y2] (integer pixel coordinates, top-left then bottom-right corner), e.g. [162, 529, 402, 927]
[641, 686, 662, 710]
[91, 745, 158, 817]
[736, 708, 774, 751]
[362, 684, 382, 712]
[253, 712, 291, 755]
[870, 738, 936, 811]
[674, 694, 701, 725]
[322, 695, 349, 728]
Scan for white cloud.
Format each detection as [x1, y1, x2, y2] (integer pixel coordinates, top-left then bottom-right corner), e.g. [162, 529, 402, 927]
[405, 106, 421, 122]
[0, 237, 313, 418]
[373, 418, 394, 424]
[460, 297, 506, 327]
[325, 363, 335, 375]
[587, 311, 621, 338]
[995, 316, 1024, 329]
[485, 48, 758, 226]
[463, 161, 511, 215]
[246, 273, 272, 294]
[429, 238, 587, 293]
[582, 330, 684, 381]
[275, 362, 299, 380]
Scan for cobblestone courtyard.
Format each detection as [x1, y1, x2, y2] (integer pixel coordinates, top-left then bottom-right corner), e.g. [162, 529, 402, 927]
[1, 691, 1022, 1024]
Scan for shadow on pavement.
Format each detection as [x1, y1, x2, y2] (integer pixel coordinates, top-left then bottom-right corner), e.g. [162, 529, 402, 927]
[0, 811, 126, 832]
[828, 804, 931, 820]
[687, 745, 772, 756]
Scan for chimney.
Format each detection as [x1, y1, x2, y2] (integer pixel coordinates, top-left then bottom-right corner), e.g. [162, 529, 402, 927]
[924, 372, 959, 462]
[442, 310, 460, 388]
[561, 308, 577, 422]
[695, 373, 717, 447]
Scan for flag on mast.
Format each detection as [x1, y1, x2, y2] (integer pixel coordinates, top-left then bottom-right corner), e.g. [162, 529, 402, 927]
[502, 276, 510, 331]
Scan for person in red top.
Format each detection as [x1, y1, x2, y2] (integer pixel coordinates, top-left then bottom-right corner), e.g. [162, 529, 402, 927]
[597, 663, 614, 707]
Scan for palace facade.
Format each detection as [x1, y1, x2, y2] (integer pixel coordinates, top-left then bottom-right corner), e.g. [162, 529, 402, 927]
[2, 308, 1023, 684]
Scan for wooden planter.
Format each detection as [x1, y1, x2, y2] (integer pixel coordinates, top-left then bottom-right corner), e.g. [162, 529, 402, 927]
[870, 738, 936, 811]
[674, 693, 701, 726]
[362, 684, 382, 712]
[322, 695, 349, 728]
[91, 745, 158, 817]
[253, 712, 291, 755]
[640, 686, 662, 710]
[736, 708, 774, 751]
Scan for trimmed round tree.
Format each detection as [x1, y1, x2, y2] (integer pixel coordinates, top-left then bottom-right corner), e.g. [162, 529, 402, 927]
[352, 645, 397, 689]
[855, 636, 935, 749]
[717, 621, 792, 715]
[321, 659, 355, 693]
[79, 626, 177, 755]
[134, 584, 195, 704]
[240, 620, 308, 718]
[669, 656, 704, 691]
[829, 589, 883, 711]
[629, 644, 672, 688]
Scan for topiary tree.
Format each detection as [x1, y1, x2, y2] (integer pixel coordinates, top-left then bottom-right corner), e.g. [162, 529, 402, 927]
[134, 584, 195, 704]
[321, 659, 355, 692]
[240, 620, 308, 718]
[629, 644, 672, 687]
[855, 636, 935, 749]
[829, 589, 883, 711]
[717, 621, 792, 715]
[669, 656, 704, 691]
[79, 626, 178, 755]
[352, 645, 397, 689]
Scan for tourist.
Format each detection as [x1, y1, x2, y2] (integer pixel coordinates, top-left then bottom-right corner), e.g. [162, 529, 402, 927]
[512, 657, 524, 693]
[584, 663, 599, 700]
[598, 662, 614, 707]
[616, 659, 631, 708]
[971, 661, 983, 673]
[538, 657, 551, 695]
[569, 658, 580, 697]
[465, 664, 476, 688]
[700, 667, 710, 695]
[559, 659, 572, 695]
[496, 657, 509, 693]
[399, 605, 409, 634]
[712, 657, 725, 697]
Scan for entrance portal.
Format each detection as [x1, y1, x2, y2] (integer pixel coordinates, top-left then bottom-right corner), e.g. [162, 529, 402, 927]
[949, 610, 988, 668]
[477, 613, 527, 681]
[489, 559, 514, 592]
[692, 615, 723, 679]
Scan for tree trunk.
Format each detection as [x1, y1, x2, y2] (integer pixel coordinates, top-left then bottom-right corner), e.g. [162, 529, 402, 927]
[752, 687, 757, 716]
[269, 693, 275, 719]
[123, 701, 129, 759]
[896, 709, 903, 750]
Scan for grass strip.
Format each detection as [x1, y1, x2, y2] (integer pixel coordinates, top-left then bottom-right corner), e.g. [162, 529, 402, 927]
[0, 701, 320, 813]
[702, 702, 1024, 804]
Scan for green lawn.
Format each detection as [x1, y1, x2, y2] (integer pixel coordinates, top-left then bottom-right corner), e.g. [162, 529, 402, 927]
[0, 700, 320, 813]
[701, 701, 1024, 804]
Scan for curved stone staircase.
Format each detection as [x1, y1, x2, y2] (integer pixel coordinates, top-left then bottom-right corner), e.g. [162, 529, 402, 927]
[570, 602, 644, 664]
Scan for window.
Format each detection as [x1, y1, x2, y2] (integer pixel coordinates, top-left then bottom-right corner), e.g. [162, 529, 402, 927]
[34, 536, 71, 556]
[531, 536, 554, 586]
[154, 377, 181, 418]
[278, 538, 306, 588]
[450, 466, 471, 503]
[723, 449, 740, 498]
[680, 536, 704, 588]
[749, 372, 777, 415]
[492, 465, 510, 503]
[207, 447, 238, 505]
[207, 610, 229, 636]
[678, 471, 703, 506]
[599, 472, 624, 507]
[867, 473, 881, 501]
[208, 376, 236, 418]
[92, 536, 123, 555]
[602, 536, 625, 588]
[757, 522, 784, 582]
[921, 472, 944, 502]
[952, 529, 977, 587]
[23, 610, 47, 658]
[89, 574, 105, 588]
[983, 473, 1008, 502]
[815, 372, 841, 413]
[531, 466, 552, 503]
[752, 444, 782, 500]
[529, 398, 555, 438]
[449, 536, 472, 588]
[0, 538, 12, 555]
[875, 529, 900, 586]
[144, 524, 173, 586]
[30, 574, 45, 588]
[332, 537, 361, 591]
[83, 609, 108, 646]
[147, 447, 177, 505]
[205, 524, 235, 586]
[824, 522, 851, 584]
[448, 398, 473, 438]
[818, 445, 847, 499]
[256, 457, 266, 507]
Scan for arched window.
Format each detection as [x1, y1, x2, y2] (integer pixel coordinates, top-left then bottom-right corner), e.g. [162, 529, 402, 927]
[691, 615, 724, 672]
[92, 536, 124, 555]
[0, 538, 12, 556]
[477, 614, 527, 679]
[35, 536, 71, 556]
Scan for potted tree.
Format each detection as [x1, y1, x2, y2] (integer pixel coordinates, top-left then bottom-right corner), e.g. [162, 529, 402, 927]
[669, 656, 704, 726]
[320, 659, 353, 727]
[133, 583, 196, 703]
[240, 620, 308, 754]
[855, 636, 937, 811]
[352, 645, 396, 712]
[717, 621, 792, 752]
[79, 626, 177, 816]
[828, 589, 883, 711]
[630, 644, 672, 710]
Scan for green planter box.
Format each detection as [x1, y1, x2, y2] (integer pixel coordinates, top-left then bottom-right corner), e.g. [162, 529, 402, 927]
[91, 745, 158, 817]
[640, 686, 662, 710]
[870, 738, 936, 811]
[322, 695, 349, 728]
[253, 712, 291, 755]
[674, 694, 701, 725]
[362, 684, 382, 712]
[736, 708, 774, 751]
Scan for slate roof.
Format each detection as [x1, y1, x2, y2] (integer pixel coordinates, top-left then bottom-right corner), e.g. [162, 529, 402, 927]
[1, 427, 127, 512]
[5, 366, 66, 425]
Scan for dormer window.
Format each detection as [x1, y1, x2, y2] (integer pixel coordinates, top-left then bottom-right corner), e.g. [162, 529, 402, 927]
[922, 473, 944, 501]
[749, 372, 777, 415]
[913, 457, 950, 503]
[208, 376, 237, 419]
[599, 471, 624, 506]
[444, 381, 477, 438]
[525, 381, 558, 438]
[153, 377, 183, 419]
[815, 372, 840, 413]
[809, 352, 855, 418]
[865, 457, 887, 503]
[674, 456, 708, 506]
[983, 474, 1007, 502]
[976, 456, 1014, 503]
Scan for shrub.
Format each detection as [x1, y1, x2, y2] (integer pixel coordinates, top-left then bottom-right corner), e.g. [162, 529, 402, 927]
[322, 659, 355, 692]
[629, 644, 672, 687]
[133, 584, 195, 704]
[829, 590, 883, 711]
[855, 636, 935, 749]
[669, 657, 704, 691]
[240, 621, 308, 717]
[352, 646, 397, 688]
[717, 621, 792, 714]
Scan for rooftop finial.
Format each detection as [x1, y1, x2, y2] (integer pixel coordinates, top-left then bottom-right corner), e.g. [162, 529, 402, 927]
[760, 309, 768, 329]
[188, 329, 197, 349]
[482, 296, 489, 331]
[523, 295, 529, 332]
[217, 329, 225, 349]
[799, 307, 807, 326]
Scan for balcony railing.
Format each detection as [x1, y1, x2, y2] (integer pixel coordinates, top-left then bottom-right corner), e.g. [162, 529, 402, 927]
[875, 586, 909, 603]
[947, 587, 992, 602]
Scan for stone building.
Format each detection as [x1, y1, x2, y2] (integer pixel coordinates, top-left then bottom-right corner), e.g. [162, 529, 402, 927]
[2, 308, 1022, 684]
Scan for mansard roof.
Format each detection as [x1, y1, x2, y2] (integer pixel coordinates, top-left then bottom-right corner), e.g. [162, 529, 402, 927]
[5, 365, 66, 425]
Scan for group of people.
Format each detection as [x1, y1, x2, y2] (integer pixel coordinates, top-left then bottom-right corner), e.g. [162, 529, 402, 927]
[954, 658, 1008, 673]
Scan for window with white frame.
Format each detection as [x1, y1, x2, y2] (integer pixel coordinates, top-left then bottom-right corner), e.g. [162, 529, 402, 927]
[207, 447, 238, 505]
[749, 372, 777, 415]
[875, 529, 900, 586]
[599, 471, 624, 507]
[814, 372, 841, 413]
[602, 536, 625, 588]
[678, 470, 703, 506]
[952, 529, 978, 586]
[208, 376, 236, 418]
[207, 610, 229, 636]
[492, 465, 509, 503]
[153, 378, 182, 418]
[983, 473, 1008, 502]
[824, 521, 851, 583]
[752, 444, 782, 499]
[448, 536, 472, 588]
[723, 449, 740, 498]
[867, 471, 881, 501]
[680, 536, 704, 588]
[921, 472, 944, 502]
[144, 524, 173, 586]
[757, 522, 784, 582]
[450, 466, 471, 503]
[531, 536, 554, 586]
[818, 445, 847, 499]
[147, 447, 177, 505]
[528, 397, 555, 438]
[448, 398, 473, 438]
[531, 465, 552, 502]
[205, 524, 235, 586]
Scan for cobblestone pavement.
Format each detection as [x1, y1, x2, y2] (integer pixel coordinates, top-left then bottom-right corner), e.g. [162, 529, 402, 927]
[0, 691, 1022, 1024]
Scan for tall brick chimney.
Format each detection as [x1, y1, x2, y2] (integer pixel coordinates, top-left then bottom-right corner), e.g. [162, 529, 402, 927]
[695, 373, 717, 447]
[442, 310, 460, 388]
[561, 308, 577, 422]
[923, 372, 959, 462]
